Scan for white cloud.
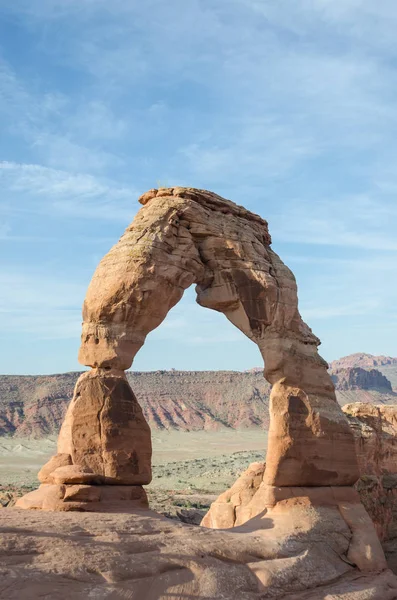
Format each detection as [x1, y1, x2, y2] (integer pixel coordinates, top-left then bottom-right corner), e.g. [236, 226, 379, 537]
[270, 195, 397, 251]
[31, 133, 124, 172]
[0, 161, 138, 221]
[180, 117, 317, 182]
[302, 300, 380, 321]
[0, 58, 126, 175]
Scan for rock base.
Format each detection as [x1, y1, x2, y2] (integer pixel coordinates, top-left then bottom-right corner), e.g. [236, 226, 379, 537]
[202, 465, 388, 572]
[15, 484, 148, 513]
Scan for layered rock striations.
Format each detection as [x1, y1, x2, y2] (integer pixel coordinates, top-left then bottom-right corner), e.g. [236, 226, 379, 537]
[332, 367, 393, 392]
[2, 367, 396, 438]
[330, 353, 397, 370]
[343, 403, 397, 542]
[331, 353, 397, 389]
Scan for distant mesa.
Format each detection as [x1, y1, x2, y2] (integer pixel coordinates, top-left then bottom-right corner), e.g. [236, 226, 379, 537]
[331, 367, 393, 392]
[330, 353, 397, 370]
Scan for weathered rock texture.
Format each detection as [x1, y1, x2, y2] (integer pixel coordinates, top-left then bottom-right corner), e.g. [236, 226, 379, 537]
[201, 462, 266, 529]
[16, 484, 148, 512]
[343, 403, 397, 542]
[16, 370, 152, 511]
[19, 187, 358, 506]
[203, 402, 397, 573]
[57, 369, 152, 484]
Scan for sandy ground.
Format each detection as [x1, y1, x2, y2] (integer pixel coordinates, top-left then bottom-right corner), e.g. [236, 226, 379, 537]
[0, 430, 268, 495]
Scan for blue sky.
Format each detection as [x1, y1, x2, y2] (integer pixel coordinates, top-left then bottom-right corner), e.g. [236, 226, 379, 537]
[1, 1, 397, 374]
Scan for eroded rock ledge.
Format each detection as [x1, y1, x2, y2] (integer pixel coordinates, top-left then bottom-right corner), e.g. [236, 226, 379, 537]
[138, 186, 272, 237]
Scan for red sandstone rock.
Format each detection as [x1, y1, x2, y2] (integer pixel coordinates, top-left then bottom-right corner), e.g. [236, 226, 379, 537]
[63, 484, 101, 502]
[343, 403, 397, 542]
[57, 369, 152, 485]
[330, 353, 397, 370]
[15, 484, 148, 512]
[38, 453, 72, 483]
[343, 403, 397, 476]
[202, 464, 387, 572]
[201, 462, 266, 529]
[332, 367, 393, 391]
[11, 188, 394, 591]
[76, 187, 358, 488]
[50, 465, 105, 485]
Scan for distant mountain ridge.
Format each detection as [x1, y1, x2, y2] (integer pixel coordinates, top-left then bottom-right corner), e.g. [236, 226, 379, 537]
[0, 354, 396, 438]
[331, 367, 393, 392]
[330, 353, 397, 370]
[330, 353, 397, 389]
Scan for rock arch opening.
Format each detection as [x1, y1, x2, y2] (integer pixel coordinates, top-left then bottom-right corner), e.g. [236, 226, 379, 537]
[131, 285, 263, 372]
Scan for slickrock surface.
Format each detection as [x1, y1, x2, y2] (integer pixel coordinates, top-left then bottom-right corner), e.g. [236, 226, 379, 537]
[343, 403, 397, 542]
[1, 508, 396, 600]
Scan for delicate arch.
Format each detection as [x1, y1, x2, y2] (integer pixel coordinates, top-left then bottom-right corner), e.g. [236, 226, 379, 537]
[76, 187, 359, 487]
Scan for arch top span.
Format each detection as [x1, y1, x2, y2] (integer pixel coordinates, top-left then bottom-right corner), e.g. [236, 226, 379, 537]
[79, 186, 318, 374]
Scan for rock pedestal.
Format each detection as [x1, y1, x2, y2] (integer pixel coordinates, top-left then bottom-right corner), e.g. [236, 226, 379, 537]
[201, 462, 387, 573]
[16, 483, 148, 512]
[16, 369, 152, 512]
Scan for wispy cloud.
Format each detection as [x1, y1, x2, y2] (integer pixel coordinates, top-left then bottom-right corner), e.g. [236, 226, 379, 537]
[0, 57, 126, 175]
[270, 195, 397, 251]
[302, 300, 381, 321]
[0, 161, 138, 221]
[180, 117, 317, 182]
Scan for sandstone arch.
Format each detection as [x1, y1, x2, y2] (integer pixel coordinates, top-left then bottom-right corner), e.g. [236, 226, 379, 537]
[18, 187, 359, 511]
[77, 187, 359, 488]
